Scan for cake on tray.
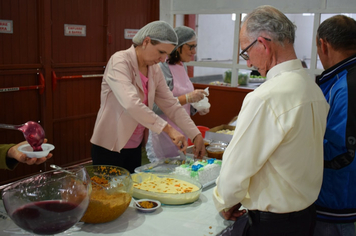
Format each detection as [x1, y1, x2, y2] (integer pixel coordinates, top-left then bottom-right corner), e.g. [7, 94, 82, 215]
[172, 158, 222, 187]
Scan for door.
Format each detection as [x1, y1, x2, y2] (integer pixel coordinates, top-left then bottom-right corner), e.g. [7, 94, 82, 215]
[0, 0, 159, 185]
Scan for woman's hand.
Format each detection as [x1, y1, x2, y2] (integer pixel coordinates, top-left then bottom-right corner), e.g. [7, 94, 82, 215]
[7, 139, 53, 165]
[192, 133, 205, 158]
[163, 124, 188, 152]
[185, 89, 208, 103]
[198, 108, 210, 115]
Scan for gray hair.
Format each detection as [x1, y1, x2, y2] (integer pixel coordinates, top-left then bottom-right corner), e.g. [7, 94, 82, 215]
[317, 15, 356, 51]
[242, 5, 296, 45]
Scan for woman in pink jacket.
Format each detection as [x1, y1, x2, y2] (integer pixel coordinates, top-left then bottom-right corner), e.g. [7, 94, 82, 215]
[90, 21, 205, 173]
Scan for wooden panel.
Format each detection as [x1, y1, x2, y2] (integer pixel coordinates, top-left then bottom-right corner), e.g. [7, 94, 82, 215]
[191, 84, 253, 128]
[0, 0, 43, 185]
[107, 0, 160, 55]
[0, 0, 39, 65]
[51, 0, 106, 64]
[52, 116, 96, 167]
[52, 70, 102, 119]
[0, 73, 44, 185]
[50, 0, 106, 167]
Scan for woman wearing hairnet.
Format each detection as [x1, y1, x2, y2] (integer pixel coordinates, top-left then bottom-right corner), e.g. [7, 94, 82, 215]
[90, 21, 205, 173]
[145, 26, 209, 162]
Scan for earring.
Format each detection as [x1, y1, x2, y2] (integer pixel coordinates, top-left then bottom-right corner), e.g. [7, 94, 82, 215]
[142, 46, 145, 49]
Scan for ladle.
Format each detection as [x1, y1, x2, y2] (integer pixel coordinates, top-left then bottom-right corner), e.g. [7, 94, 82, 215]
[50, 165, 109, 191]
[0, 121, 45, 151]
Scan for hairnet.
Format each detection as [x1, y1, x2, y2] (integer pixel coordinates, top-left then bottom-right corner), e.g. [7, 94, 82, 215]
[175, 26, 197, 49]
[132, 21, 178, 45]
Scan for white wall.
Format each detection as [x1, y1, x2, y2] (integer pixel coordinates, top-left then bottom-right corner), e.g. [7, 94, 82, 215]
[196, 14, 235, 61]
[160, 0, 356, 85]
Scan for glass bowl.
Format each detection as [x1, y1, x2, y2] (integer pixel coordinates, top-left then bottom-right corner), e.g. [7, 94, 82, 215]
[1, 165, 91, 235]
[80, 165, 133, 224]
[131, 173, 202, 205]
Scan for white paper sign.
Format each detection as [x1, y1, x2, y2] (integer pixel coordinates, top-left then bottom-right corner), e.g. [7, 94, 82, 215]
[0, 20, 13, 34]
[64, 24, 86, 37]
[124, 29, 139, 39]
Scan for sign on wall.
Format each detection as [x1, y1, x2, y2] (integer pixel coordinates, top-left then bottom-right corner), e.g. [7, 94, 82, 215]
[0, 20, 13, 34]
[64, 24, 86, 37]
[124, 29, 139, 39]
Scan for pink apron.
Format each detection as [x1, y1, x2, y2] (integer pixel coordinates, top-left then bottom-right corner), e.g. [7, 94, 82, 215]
[151, 63, 194, 159]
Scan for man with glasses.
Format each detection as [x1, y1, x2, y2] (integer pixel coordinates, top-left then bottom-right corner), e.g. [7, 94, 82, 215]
[313, 15, 356, 236]
[213, 5, 329, 236]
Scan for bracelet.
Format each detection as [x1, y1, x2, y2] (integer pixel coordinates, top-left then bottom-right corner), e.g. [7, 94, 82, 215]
[185, 94, 189, 103]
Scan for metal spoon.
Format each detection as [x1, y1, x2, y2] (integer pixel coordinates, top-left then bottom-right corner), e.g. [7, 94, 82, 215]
[0, 121, 45, 151]
[50, 164, 109, 191]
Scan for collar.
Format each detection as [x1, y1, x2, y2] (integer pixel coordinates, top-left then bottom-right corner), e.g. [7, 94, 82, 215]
[317, 54, 356, 85]
[266, 59, 304, 80]
[127, 45, 144, 92]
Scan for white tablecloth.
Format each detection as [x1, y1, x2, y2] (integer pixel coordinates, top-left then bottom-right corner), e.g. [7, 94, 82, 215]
[0, 185, 233, 236]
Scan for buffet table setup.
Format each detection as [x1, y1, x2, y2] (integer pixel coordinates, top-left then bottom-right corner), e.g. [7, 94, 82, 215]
[0, 128, 236, 236]
[0, 184, 233, 236]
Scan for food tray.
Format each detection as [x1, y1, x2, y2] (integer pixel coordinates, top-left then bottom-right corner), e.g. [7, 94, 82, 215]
[135, 157, 219, 189]
[134, 157, 185, 173]
[131, 173, 202, 205]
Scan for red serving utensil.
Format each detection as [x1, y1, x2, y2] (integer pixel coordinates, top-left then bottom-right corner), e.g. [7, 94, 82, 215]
[0, 121, 45, 151]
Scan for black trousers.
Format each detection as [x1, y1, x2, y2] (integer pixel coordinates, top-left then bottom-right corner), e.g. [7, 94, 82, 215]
[218, 205, 316, 236]
[246, 204, 316, 236]
[91, 144, 142, 173]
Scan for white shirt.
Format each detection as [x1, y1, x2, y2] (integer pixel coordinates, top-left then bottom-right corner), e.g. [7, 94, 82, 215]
[213, 59, 329, 213]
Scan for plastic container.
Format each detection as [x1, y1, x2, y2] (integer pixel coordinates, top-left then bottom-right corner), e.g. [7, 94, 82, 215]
[203, 139, 212, 147]
[238, 70, 251, 86]
[210, 141, 228, 148]
[188, 126, 210, 146]
[18, 143, 55, 158]
[206, 146, 225, 160]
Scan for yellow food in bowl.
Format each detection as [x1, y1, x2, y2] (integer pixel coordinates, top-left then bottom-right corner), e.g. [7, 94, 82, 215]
[139, 201, 156, 209]
[133, 177, 199, 194]
[80, 165, 133, 224]
[132, 173, 202, 205]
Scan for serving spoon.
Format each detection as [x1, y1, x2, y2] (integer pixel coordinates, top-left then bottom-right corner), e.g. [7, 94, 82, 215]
[132, 198, 143, 208]
[0, 121, 45, 151]
[50, 164, 113, 192]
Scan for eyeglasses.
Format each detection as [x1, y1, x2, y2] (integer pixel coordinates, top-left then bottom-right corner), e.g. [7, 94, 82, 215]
[240, 37, 271, 60]
[185, 43, 197, 51]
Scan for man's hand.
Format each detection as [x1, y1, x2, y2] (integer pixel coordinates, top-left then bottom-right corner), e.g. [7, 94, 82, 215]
[7, 139, 53, 165]
[221, 203, 247, 221]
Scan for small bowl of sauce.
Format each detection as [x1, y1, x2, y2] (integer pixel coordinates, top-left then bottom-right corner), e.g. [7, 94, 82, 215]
[134, 199, 161, 213]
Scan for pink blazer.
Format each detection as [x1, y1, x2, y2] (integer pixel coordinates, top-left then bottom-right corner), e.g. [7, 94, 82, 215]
[90, 45, 200, 152]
